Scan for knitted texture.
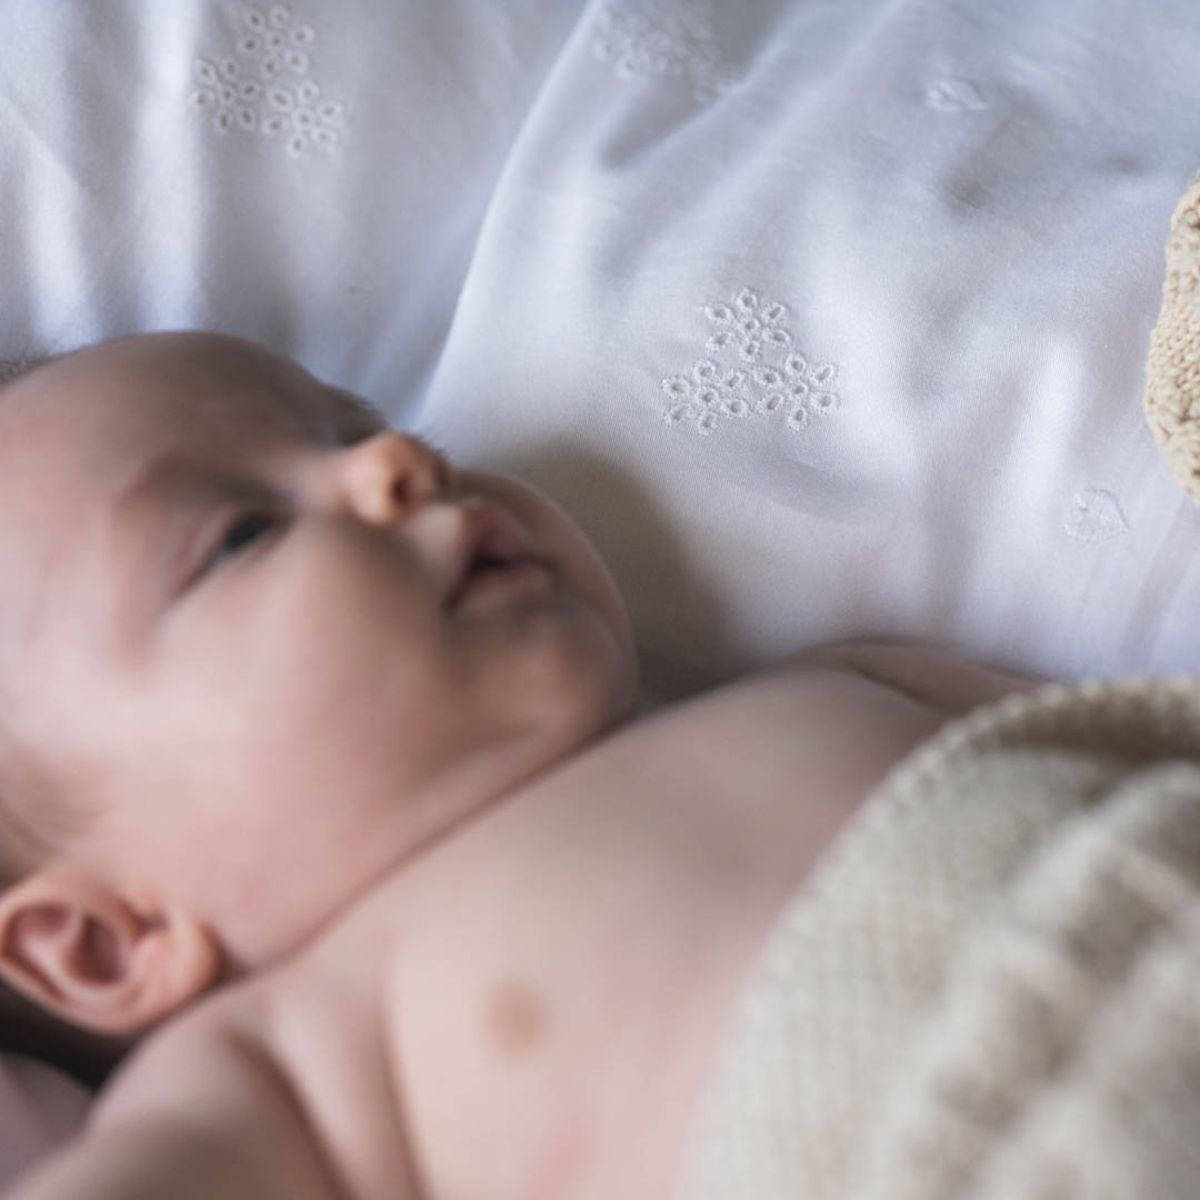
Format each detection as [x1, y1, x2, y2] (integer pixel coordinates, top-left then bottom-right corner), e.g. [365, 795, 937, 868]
[1144, 169, 1200, 502]
[685, 678, 1200, 1200]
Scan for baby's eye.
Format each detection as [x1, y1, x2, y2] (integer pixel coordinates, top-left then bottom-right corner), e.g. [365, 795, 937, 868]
[207, 512, 277, 572]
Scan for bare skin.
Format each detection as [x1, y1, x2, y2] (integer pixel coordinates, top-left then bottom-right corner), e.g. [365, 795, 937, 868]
[0, 333, 1039, 1198]
[21, 644, 1035, 1200]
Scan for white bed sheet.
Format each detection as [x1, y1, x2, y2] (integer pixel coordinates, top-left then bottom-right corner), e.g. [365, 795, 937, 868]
[420, 0, 1200, 700]
[0, 0, 585, 432]
[3, 0, 1200, 1184]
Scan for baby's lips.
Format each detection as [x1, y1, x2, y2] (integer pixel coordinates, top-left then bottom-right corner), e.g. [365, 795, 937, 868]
[476, 501, 537, 560]
[444, 499, 540, 607]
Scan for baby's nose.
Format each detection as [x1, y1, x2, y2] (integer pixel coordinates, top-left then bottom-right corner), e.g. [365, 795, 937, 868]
[341, 432, 455, 525]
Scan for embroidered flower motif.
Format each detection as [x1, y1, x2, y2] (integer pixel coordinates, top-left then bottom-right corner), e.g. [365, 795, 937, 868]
[592, 0, 734, 103]
[189, 5, 346, 159]
[705, 289, 792, 361]
[662, 287, 842, 436]
[662, 360, 751, 434]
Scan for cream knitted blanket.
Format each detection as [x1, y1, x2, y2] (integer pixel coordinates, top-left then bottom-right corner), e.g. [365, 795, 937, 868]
[1145, 168, 1200, 501]
[685, 679, 1200, 1199]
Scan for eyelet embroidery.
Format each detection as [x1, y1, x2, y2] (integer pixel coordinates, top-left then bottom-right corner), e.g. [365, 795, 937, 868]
[662, 288, 842, 436]
[189, 5, 347, 159]
[1062, 487, 1129, 543]
[592, 0, 734, 103]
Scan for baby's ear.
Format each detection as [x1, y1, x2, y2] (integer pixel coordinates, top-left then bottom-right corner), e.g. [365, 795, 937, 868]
[0, 869, 221, 1037]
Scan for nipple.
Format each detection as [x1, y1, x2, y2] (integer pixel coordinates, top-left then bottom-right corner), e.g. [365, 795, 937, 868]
[484, 979, 547, 1059]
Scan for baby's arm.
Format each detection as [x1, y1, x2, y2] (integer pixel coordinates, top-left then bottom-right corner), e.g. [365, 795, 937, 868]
[7, 1016, 360, 1200]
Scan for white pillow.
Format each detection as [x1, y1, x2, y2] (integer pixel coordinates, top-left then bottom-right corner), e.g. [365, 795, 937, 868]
[418, 0, 1200, 700]
[0, 0, 586, 418]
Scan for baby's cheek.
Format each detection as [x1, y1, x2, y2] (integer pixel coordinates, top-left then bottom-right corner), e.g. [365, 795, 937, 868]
[178, 543, 446, 755]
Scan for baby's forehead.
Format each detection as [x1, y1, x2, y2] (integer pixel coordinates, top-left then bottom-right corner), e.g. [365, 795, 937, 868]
[0, 332, 387, 577]
[1, 332, 382, 455]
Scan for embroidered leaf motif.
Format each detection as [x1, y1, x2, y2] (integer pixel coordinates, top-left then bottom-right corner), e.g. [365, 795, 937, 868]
[1063, 488, 1129, 543]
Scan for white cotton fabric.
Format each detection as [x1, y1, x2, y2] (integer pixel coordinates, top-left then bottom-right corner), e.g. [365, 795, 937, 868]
[0, 0, 586, 421]
[419, 0, 1200, 700]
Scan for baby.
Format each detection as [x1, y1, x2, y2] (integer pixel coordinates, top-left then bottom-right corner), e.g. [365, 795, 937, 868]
[0, 331, 1038, 1198]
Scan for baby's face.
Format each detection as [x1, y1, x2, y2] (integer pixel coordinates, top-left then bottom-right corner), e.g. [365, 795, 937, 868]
[0, 332, 637, 967]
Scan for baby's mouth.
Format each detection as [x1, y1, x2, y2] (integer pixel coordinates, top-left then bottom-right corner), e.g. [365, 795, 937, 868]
[446, 551, 552, 614]
[444, 502, 549, 612]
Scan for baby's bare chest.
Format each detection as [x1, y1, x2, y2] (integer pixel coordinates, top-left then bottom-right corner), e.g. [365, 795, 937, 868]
[378, 664, 951, 1198]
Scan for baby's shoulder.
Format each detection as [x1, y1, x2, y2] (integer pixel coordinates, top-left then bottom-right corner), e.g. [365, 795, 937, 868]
[92, 972, 282, 1129]
[27, 974, 397, 1200]
[88, 959, 414, 1193]
[628, 639, 1039, 804]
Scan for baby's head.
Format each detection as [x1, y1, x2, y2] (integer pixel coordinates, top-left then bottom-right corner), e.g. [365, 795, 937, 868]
[0, 331, 638, 1051]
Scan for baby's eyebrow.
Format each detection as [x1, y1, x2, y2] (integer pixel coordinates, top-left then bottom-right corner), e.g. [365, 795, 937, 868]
[109, 453, 223, 548]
